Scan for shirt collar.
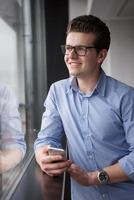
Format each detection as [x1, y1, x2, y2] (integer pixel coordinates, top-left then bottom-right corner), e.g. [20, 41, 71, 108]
[66, 68, 107, 97]
[96, 69, 107, 97]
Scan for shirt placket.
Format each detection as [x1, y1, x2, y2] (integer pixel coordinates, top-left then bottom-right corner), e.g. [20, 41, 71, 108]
[81, 96, 98, 170]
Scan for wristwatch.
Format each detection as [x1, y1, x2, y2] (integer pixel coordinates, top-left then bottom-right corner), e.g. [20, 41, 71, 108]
[97, 170, 109, 184]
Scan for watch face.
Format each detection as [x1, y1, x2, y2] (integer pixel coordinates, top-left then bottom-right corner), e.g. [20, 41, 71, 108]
[98, 171, 109, 184]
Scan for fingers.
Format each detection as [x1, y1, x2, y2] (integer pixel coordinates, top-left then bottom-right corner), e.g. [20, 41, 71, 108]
[67, 163, 85, 178]
[42, 160, 72, 176]
[44, 166, 68, 177]
[42, 154, 65, 164]
[44, 160, 71, 171]
[67, 163, 78, 174]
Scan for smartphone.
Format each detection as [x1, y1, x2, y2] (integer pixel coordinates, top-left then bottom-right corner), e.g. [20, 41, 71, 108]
[48, 146, 66, 158]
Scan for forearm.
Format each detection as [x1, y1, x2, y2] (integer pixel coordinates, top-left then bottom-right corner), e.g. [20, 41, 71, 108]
[68, 162, 130, 186]
[89, 163, 130, 186]
[0, 149, 23, 173]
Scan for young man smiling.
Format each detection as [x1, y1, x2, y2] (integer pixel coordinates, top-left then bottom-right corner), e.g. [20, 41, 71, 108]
[35, 15, 134, 200]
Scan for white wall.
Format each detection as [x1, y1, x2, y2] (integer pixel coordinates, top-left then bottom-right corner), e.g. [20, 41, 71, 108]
[69, 0, 87, 20]
[107, 19, 134, 87]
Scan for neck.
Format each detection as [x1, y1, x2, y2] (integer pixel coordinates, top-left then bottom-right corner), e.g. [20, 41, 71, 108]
[77, 70, 101, 94]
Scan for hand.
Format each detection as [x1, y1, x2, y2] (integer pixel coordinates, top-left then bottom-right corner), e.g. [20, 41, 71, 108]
[67, 163, 97, 186]
[35, 145, 72, 176]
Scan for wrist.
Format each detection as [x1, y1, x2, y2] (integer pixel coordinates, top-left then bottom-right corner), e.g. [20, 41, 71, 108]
[88, 170, 110, 186]
[97, 170, 110, 184]
[87, 171, 100, 186]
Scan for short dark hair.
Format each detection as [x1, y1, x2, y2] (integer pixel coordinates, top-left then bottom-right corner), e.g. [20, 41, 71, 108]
[66, 15, 111, 51]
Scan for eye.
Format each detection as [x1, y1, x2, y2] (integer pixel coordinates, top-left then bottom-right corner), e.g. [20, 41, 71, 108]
[76, 46, 85, 51]
[75, 46, 86, 53]
[66, 45, 72, 50]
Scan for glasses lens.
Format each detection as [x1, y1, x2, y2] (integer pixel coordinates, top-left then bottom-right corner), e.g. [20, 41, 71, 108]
[60, 45, 90, 56]
[75, 47, 86, 56]
[61, 45, 65, 54]
[61, 45, 72, 55]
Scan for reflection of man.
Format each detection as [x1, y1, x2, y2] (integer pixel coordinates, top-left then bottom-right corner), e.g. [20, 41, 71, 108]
[34, 15, 134, 200]
[0, 83, 26, 173]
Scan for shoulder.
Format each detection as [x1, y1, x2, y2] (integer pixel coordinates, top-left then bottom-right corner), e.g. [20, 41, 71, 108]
[53, 77, 71, 86]
[0, 83, 18, 110]
[106, 75, 134, 96]
[45, 77, 71, 104]
[49, 77, 71, 92]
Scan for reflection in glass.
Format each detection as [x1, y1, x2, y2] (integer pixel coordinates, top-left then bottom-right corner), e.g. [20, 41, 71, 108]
[0, 83, 26, 173]
[0, 83, 26, 200]
[0, 1, 27, 199]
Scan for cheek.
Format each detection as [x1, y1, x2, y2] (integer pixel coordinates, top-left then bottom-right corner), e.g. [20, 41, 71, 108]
[64, 56, 68, 65]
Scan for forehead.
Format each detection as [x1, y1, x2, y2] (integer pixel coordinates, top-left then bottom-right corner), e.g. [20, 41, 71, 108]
[66, 32, 96, 45]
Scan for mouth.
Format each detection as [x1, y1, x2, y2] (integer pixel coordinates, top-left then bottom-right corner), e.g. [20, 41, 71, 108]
[68, 62, 81, 67]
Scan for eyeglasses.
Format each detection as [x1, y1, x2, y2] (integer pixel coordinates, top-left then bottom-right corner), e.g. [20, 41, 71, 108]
[60, 45, 97, 56]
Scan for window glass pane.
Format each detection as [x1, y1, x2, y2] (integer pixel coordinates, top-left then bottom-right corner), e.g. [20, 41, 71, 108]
[0, 1, 28, 199]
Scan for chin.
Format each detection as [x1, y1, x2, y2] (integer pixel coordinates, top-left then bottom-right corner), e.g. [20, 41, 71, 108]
[69, 72, 78, 77]
[69, 70, 79, 76]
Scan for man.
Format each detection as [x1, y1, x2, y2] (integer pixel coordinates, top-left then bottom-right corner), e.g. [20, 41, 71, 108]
[0, 83, 26, 173]
[34, 15, 134, 200]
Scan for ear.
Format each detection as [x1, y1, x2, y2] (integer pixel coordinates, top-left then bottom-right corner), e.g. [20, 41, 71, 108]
[97, 49, 108, 64]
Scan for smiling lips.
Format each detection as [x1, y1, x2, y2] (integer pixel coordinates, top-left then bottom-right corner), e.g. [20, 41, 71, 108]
[68, 61, 81, 67]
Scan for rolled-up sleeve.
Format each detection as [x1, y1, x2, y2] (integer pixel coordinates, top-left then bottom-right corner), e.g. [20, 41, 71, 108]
[0, 84, 26, 158]
[34, 84, 64, 150]
[119, 89, 134, 180]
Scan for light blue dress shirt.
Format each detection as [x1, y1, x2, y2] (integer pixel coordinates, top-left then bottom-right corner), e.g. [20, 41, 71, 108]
[0, 83, 26, 156]
[35, 69, 134, 200]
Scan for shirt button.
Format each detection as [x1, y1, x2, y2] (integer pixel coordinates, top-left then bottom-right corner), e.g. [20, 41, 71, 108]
[88, 154, 93, 159]
[82, 114, 86, 119]
[102, 194, 106, 198]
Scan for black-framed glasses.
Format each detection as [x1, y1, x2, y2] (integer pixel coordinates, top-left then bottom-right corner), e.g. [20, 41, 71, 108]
[60, 45, 97, 56]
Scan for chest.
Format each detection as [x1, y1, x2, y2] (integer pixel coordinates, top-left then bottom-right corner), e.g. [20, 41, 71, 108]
[58, 93, 123, 140]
